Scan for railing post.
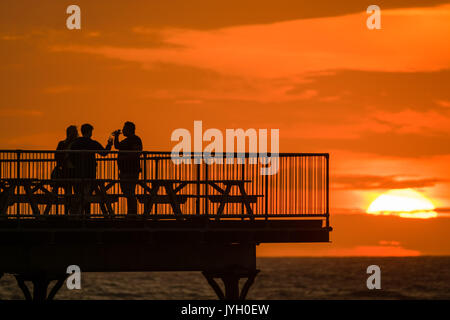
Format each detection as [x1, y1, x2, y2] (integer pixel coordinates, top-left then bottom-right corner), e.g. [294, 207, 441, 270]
[141, 153, 147, 216]
[142, 153, 147, 180]
[16, 150, 21, 179]
[326, 154, 330, 228]
[16, 150, 21, 216]
[241, 157, 245, 218]
[196, 161, 201, 215]
[205, 163, 208, 216]
[264, 156, 269, 221]
[155, 158, 159, 214]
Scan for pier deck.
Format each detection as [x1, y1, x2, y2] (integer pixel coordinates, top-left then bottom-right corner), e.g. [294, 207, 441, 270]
[0, 151, 331, 300]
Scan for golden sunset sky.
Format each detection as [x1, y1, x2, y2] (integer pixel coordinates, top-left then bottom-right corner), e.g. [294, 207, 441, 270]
[1, 0, 449, 256]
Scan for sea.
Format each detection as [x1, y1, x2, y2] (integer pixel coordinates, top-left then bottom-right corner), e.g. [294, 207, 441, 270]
[0, 257, 449, 300]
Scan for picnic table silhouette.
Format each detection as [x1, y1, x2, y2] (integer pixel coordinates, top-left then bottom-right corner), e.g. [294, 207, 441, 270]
[0, 177, 261, 218]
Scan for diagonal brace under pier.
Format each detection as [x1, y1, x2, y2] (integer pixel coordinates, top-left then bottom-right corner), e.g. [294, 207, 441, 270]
[202, 268, 260, 300]
[14, 273, 68, 301]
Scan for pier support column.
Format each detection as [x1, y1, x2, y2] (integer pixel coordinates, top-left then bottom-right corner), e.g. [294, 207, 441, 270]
[202, 268, 259, 300]
[14, 273, 67, 301]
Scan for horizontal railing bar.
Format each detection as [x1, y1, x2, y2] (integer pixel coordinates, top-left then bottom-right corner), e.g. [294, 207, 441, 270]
[0, 214, 328, 218]
[0, 150, 329, 157]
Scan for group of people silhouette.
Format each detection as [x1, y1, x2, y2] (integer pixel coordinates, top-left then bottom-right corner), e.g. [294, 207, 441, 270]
[54, 121, 143, 214]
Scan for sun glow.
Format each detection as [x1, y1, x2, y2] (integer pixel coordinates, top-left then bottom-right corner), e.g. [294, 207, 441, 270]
[367, 189, 438, 219]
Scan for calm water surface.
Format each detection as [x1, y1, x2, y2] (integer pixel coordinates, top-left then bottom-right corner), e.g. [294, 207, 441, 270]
[0, 257, 448, 300]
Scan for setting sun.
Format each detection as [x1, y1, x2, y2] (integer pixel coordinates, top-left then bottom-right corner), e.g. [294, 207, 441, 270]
[367, 189, 438, 219]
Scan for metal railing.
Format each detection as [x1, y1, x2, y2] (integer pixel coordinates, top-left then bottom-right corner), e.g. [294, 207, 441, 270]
[0, 150, 329, 224]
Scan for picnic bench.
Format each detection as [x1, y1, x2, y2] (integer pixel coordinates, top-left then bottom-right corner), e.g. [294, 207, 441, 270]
[0, 179, 120, 216]
[135, 179, 261, 219]
[207, 180, 262, 218]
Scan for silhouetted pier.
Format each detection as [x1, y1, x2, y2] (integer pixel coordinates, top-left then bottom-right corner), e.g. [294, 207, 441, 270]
[0, 151, 331, 300]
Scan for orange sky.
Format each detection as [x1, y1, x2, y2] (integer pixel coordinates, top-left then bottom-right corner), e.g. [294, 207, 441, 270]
[1, 0, 449, 256]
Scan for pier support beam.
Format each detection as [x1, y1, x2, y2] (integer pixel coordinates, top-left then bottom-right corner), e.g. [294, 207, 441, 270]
[14, 273, 67, 301]
[202, 268, 259, 300]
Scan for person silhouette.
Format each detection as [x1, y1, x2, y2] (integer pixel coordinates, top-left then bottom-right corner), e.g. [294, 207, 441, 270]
[70, 123, 112, 215]
[53, 125, 78, 214]
[112, 121, 143, 214]
[55, 125, 78, 170]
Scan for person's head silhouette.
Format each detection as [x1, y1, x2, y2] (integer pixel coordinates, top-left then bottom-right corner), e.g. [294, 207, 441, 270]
[81, 123, 94, 138]
[122, 121, 136, 137]
[66, 125, 78, 141]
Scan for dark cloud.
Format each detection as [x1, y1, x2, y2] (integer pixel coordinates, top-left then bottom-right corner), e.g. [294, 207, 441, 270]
[435, 207, 450, 214]
[288, 69, 450, 113]
[298, 131, 450, 157]
[332, 174, 446, 190]
[2, 7, 450, 157]
[1, 0, 449, 32]
[2, 43, 449, 156]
